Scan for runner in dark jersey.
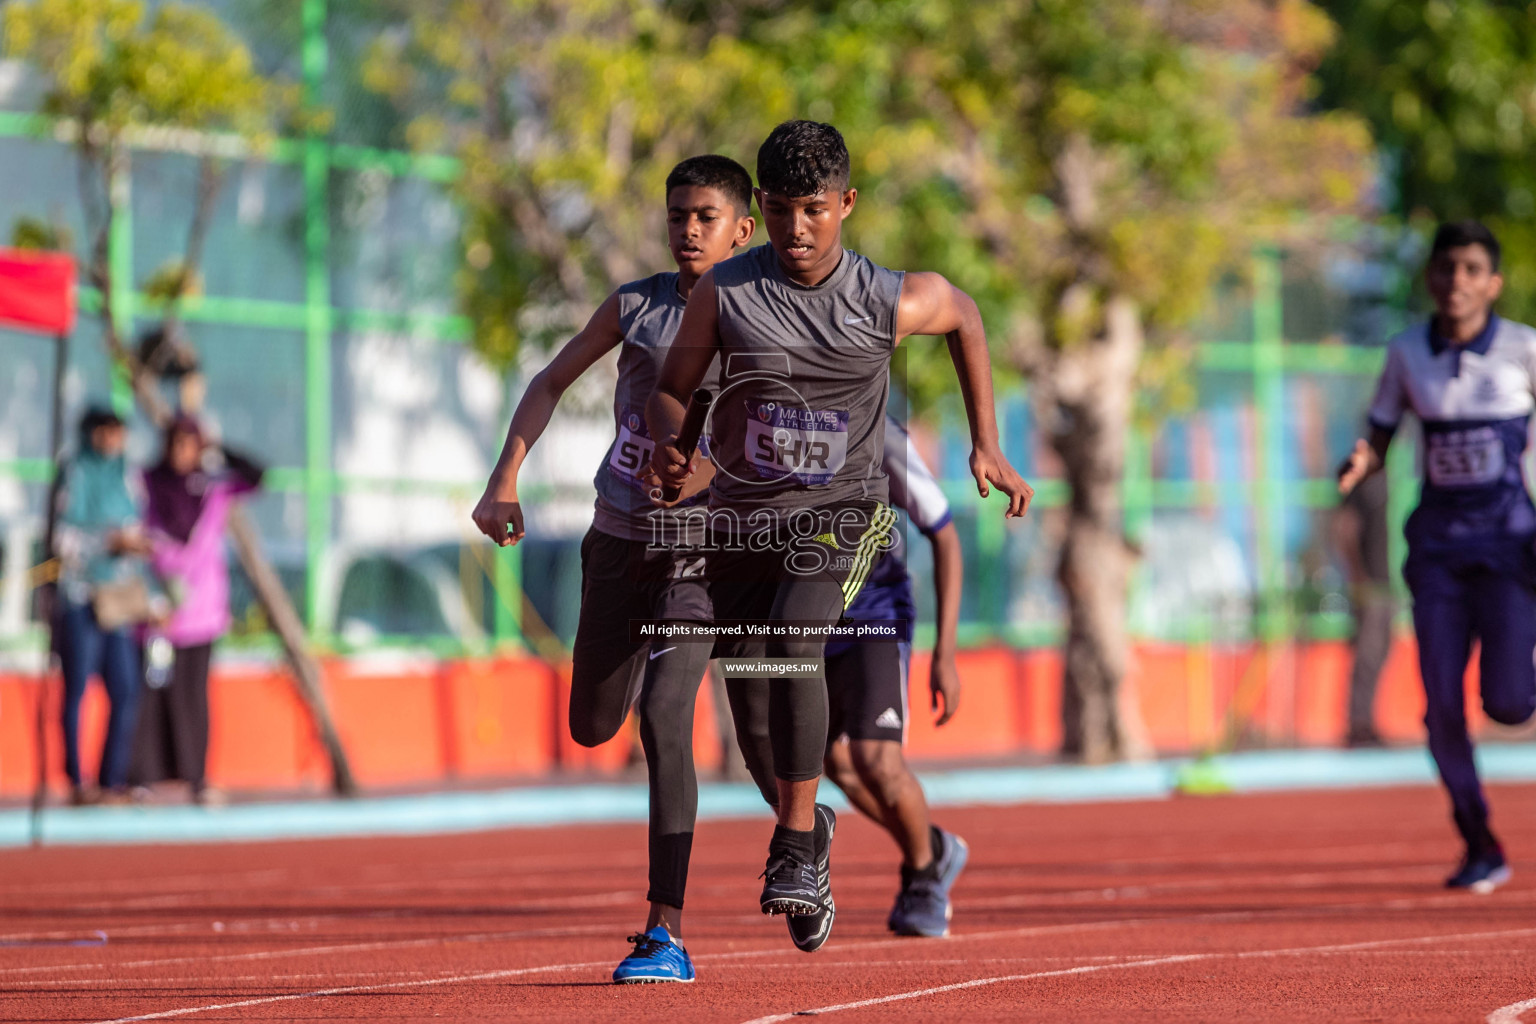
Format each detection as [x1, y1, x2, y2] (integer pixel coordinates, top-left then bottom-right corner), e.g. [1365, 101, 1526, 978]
[472, 156, 755, 983]
[1339, 221, 1536, 894]
[648, 120, 1032, 941]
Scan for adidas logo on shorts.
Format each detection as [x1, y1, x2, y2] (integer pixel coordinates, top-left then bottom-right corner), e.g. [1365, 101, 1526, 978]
[874, 707, 902, 729]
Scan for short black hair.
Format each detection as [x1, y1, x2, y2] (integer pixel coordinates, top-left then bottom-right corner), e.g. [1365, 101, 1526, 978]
[666, 155, 753, 216]
[1430, 220, 1501, 271]
[756, 120, 850, 198]
[80, 404, 124, 433]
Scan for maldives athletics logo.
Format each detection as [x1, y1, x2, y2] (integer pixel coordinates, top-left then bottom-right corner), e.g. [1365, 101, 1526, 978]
[743, 401, 850, 485]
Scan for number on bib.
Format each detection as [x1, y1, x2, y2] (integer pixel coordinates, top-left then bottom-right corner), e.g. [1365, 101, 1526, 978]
[609, 415, 655, 483]
[1426, 430, 1505, 488]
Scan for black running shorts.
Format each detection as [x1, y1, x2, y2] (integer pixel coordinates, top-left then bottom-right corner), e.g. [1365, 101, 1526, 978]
[826, 639, 911, 745]
[569, 526, 713, 735]
[706, 499, 896, 657]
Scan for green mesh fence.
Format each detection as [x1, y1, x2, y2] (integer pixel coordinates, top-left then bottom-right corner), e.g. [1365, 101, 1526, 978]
[0, 1, 1418, 657]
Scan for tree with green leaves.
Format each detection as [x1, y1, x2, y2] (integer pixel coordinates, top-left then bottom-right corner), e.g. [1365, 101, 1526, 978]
[4, 0, 356, 794]
[375, 0, 1372, 761]
[1317, 0, 1536, 321]
[362, 0, 794, 366]
[5, 0, 277, 338]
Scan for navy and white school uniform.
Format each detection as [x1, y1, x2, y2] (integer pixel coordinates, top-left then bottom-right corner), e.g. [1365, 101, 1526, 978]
[1367, 314, 1536, 850]
[824, 418, 953, 745]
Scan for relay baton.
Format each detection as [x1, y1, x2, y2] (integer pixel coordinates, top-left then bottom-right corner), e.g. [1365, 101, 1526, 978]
[660, 388, 713, 503]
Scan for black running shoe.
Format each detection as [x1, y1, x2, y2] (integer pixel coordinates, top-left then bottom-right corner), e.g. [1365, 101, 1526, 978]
[760, 844, 821, 917]
[788, 804, 837, 951]
[1446, 846, 1511, 894]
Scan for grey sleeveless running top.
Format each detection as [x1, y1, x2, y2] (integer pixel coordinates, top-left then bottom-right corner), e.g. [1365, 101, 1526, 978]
[592, 272, 713, 541]
[708, 244, 904, 511]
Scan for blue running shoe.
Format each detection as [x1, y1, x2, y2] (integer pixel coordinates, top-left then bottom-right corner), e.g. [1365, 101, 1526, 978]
[1446, 847, 1512, 894]
[788, 804, 837, 951]
[612, 926, 695, 984]
[888, 827, 969, 937]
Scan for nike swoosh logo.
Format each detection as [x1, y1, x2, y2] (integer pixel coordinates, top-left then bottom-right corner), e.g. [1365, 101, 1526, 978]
[649, 646, 677, 660]
[843, 314, 873, 325]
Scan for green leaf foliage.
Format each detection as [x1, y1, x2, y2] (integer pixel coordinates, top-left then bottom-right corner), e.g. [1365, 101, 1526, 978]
[373, 0, 1369, 412]
[1317, 0, 1536, 322]
[10, 215, 72, 252]
[3, 0, 286, 138]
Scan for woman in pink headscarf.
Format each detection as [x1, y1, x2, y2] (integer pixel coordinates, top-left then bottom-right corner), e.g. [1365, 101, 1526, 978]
[129, 416, 263, 804]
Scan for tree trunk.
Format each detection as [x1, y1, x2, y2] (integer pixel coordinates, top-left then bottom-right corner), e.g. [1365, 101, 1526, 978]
[1042, 294, 1152, 763]
[226, 511, 357, 796]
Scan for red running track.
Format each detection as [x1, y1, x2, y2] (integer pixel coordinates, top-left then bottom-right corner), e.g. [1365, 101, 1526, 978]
[2, 784, 1536, 1022]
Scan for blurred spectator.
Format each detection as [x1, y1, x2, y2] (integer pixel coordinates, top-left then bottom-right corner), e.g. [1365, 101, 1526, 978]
[1332, 469, 1392, 747]
[129, 416, 264, 805]
[54, 406, 154, 805]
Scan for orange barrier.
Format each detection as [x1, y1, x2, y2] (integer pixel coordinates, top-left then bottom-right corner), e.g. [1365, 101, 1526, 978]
[439, 657, 559, 779]
[0, 637, 1495, 798]
[905, 647, 1029, 757]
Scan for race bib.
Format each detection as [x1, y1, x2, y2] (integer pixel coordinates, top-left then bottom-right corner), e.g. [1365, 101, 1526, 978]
[745, 402, 849, 485]
[1426, 427, 1505, 488]
[608, 409, 654, 486]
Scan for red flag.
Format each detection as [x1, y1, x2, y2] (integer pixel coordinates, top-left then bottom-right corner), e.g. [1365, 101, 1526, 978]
[0, 248, 76, 335]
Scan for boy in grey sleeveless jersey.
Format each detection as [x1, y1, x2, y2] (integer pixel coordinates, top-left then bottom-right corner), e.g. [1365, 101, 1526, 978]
[472, 156, 755, 984]
[649, 121, 1033, 941]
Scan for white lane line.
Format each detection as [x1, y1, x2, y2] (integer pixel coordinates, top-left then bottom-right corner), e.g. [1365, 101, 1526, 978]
[58, 898, 1536, 1021]
[728, 946, 1522, 980]
[982, 863, 1438, 907]
[2, 869, 292, 900]
[4, 879, 642, 918]
[0, 923, 617, 978]
[6, 949, 1499, 992]
[89, 958, 615, 1023]
[739, 955, 1214, 1023]
[1, 837, 1411, 908]
[2, 854, 645, 909]
[739, 926, 1536, 1023]
[681, 861, 1441, 905]
[919, 839, 1437, 881]
[2, 885, 1269, 980]
[0, 919, 319, 945]
[17, 873, 1526, 984]
[1490, 997, 1536, 1024]
[53, 911, 1260, 1019]
[0, 889, 639, 958]
[4, 969, 459, 988]
[29, 870, 1531, 1016]
[79, 943, 1194, 1021]
[706, 882, 1536, 969]
[711, 948, 1498, 971]
[13, 967, 772, 989]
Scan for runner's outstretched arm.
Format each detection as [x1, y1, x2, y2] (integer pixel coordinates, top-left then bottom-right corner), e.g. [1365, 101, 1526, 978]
[1338, 425, 1395, 496]
[647, 270, 723, 491]
[472, 293, 624, 546]
[896, 272, 1033, 518]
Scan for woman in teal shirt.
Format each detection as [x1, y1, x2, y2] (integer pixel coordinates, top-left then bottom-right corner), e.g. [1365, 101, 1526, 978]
[55, 406, 151, 804]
